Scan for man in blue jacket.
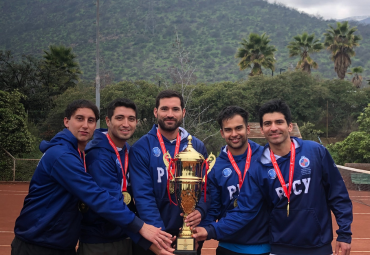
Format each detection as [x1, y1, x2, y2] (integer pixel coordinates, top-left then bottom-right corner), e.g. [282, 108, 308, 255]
[193, 99, 353, 255]
[12, 99, 173, 255]
[199, 106, 270, 255]
[129, 90, 208, 254]
[78, 98, 172, 255]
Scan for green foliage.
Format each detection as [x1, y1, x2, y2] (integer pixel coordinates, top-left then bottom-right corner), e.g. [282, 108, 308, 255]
[0, 90, 34, 180]
[358, 103, 370, 132]
[0, 49, 82, 123]
[1, 0, 369, 82]
[299, 122, 324, 142]
[323, 21, 362, 79]
[287, 32, 323, 73]
[236, 33, 276, 76]
[0, 90, 33, 155]
[328, 104, 370, 164]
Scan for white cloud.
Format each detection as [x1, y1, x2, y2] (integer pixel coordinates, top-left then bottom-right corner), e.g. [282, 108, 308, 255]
[266, 0, 370, 19]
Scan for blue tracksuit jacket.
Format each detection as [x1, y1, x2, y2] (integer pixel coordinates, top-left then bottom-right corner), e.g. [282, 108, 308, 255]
[201, 140, 269, 247]
[129, 125, 208, 234]
[14, 129, 144, 250]
[79, 129, 150, 249]
[208, 138, 353, 255]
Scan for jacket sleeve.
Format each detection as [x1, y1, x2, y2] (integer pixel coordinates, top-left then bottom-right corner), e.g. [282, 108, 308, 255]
[206, 171, 264, 240]
[321, 147, 353, 243]
[87, 156, 121, 198]
[199, 170, 220, 227]
[129, 145, 166, 230]
[51, 152, 144, 234]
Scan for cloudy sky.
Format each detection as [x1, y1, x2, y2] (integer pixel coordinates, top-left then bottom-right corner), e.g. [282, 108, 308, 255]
[266, 0, 370, 20]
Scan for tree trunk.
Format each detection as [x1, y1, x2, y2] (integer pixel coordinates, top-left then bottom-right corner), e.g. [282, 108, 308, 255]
[334, 52, 351, 79]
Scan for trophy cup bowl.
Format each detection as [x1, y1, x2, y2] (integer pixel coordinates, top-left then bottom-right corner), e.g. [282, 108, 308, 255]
[173, 135, 213, 254]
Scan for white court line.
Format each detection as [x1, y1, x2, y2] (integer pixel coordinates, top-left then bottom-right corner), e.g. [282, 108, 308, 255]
[354, 213, 370, 214]
[0, 189, 28, 192]
[0, 231, 13, 233]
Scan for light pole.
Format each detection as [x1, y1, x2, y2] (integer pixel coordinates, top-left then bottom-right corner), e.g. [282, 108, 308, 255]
[95, 0, 100, 128]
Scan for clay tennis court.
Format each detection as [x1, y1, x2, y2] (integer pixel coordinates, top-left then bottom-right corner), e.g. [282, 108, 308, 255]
[1, 183, 369, 254]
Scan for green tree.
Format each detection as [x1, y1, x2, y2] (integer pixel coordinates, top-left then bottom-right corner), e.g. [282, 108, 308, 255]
[0, 90, 34, 180]
[323, 21, 362, 79]
[236, 33, 277, 76]
[348, 66, 363, 88]
[287, 32, 323, 74]
[328, 104, 370, 164]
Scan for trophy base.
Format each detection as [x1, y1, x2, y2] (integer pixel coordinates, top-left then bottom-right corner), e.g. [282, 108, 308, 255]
[174, 237, 196, 255]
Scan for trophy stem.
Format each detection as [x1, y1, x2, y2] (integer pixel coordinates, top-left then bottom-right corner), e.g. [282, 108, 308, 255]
[179, 215, 192, 238]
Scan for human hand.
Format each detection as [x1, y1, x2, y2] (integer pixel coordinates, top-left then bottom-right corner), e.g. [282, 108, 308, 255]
[182, 210, 202, 228]
[139, 223, 173, 251]
[334, 241, 351, 255]
[191, 226, 208, 242]
[149, 243, 175, 255]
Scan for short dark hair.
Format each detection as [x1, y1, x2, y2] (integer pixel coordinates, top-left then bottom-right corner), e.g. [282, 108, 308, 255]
[65, 99, 99, 121]
[155, 90, 184, 109]
[107, 98, 137, 119]
[217, 106, 249, 129]
[259, 99, 292, 126]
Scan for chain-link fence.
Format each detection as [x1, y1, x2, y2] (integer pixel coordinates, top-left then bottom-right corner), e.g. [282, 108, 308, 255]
[1, 149, 40, 181]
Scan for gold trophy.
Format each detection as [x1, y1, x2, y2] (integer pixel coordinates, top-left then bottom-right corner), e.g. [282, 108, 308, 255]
[173, 135, 215, 254]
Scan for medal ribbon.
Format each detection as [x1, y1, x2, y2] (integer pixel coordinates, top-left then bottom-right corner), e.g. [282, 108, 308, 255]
[156, 128, 181, 205]
[78, 148, 86, 172]
[270, 140, 295, 217]
[201, 159, 209, 202]
[106, 134, 129, 192]
[227, 143, 252, 189]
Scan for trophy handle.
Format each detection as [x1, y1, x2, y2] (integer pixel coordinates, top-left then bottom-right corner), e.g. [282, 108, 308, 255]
[202, 152, 216, 182]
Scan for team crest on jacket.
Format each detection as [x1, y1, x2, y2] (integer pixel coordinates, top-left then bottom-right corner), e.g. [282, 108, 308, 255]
[116, 158, 121, 167]
[268, 169, 277, 179]
[152, 147, 161, 157]
[299, 156, 310, 168]
[222, 168, 232, 177]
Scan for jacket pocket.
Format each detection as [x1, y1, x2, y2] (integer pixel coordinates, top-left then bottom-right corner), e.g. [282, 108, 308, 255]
[270, 209, 323, 247]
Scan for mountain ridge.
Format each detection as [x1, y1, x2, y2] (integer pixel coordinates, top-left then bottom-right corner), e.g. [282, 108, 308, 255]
[1, 0, 369, 83]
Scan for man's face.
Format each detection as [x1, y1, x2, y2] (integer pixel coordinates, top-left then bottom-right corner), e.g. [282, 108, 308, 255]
[64, 108, 96, 143]
[154, 97, 186, 132]
[220, 114, 250, 152]
[260, 112, 293, 145]
[106, 106, 137, 142]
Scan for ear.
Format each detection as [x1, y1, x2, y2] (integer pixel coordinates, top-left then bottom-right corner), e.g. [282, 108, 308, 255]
[105, 116, 110, 127]
[246, 125, 251, 135]
[260, 126, 264, 135]
[154, 108, 158, 118]
[288, 122, 293, 133]
[182, 108, 186, 118]
[64, 117, 69, 129]
[220, 128, 225, 139]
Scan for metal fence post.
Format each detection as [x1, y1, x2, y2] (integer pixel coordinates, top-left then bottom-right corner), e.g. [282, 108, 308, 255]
[2, 148, 16, 181]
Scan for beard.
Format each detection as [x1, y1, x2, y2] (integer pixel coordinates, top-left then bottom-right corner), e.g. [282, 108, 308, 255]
[158, 117, 183, 132]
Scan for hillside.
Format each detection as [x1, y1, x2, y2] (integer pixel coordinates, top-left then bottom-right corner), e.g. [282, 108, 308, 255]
[1, 0, 370, 83]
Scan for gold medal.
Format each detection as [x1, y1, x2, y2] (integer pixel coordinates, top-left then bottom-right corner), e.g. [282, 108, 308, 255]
[287, 202, 290, 217]
[78, 201, 89, 213]
[234, 198, 238, 207]
[122, 191, 131, 205]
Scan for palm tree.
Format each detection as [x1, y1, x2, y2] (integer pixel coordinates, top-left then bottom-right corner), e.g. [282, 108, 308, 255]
[43, 45, 82, 75]
[323, 21, 361, 79]
[348, 66, 363, 88]
[236, 33, 276, 76]
[287, 32, 323, 74]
